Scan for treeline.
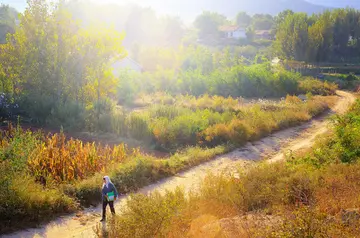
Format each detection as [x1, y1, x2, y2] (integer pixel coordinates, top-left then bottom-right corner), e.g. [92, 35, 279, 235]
[275, 8, 360, 63]
[118, 45, 334, 104]
[194, 11, 275, 40]
[0, 0, 125, 128]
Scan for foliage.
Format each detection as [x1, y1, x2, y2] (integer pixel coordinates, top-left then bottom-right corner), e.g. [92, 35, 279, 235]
[28, 133, 131, 182]
[0, 0, 126, 130]
[97, 189, 186, 238]
[194, 11, 228, 40]
[333, 100, 360, 163]
[0, 172, 77, 234]
[103, 151, 360, 238]
[111, 96, 334, 151]
[236, 12, 252, 27]
[119, 53, 335, 100]
[275, 8, 360, 63]
[100, 95, 360, 238]
[298, 78, 338, 95]
[0, 4, 17, 43]
[322, 73, 360, 90]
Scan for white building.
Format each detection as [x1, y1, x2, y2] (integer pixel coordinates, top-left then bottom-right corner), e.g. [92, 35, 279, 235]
[219, 25, 247, 39]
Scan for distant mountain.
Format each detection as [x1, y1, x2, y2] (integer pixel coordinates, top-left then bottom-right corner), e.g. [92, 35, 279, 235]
[132, 0, 330, 19]
[308, 0, 360, 8]
[4, 0, 360, 21]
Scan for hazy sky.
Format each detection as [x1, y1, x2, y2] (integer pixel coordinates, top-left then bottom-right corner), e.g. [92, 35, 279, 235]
[0, 0, 26, 11]
[2, 0, 360, 13]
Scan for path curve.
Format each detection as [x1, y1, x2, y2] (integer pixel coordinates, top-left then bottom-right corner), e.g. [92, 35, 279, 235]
[2, 91, 355, 238]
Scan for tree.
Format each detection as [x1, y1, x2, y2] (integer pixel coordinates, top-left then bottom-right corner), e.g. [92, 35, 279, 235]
[0, 4, 18, 43]
[246, 27, 255, 41]
[273, 10, 294, 35]
[2, 0, 126, 122]
[252, 14, 274, 30]
[236, 12, 251, 27]
[275, 13, 309, 61]
[194, 11, 228, 39]
[163, 16, 184, 46]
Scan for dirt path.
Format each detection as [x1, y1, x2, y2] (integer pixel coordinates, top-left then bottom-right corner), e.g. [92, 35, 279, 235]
[2, 91, 355, 238]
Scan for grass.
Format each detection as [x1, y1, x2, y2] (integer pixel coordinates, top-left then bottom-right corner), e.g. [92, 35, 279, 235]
[99, 99, 360, 238]
[110, 95, 337, 151]
[0, 95, 337, 234]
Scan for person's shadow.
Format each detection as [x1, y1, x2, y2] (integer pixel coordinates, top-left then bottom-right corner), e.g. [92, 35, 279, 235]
[95, 219, 108, 238]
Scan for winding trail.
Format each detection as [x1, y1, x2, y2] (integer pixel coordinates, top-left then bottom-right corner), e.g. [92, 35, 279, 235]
[2, 91, 355, 238]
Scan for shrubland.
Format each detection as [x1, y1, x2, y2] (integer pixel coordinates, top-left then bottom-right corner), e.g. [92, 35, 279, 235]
[99, 99, 360, 238]
[102, 95, 337, 151]
[0, 93, 336, 233]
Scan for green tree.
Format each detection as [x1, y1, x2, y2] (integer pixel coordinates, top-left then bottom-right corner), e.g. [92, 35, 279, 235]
[236, 12, 251, 27]
[273, 10, 294, 34]
[1, 0, 126, 124]
[252, 14, 274, 30]
[275, 13, 309, 61]
[246, 27, 255, 41]
[194, 11, 228, 39]
[163, 16, 184, 46]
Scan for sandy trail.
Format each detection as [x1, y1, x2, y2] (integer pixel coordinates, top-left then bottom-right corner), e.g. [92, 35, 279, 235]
[2, 91, 355, 238]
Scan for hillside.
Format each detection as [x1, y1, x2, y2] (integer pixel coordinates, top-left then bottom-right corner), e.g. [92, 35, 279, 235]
[5, 0, 360, 20]
[132, 0, 330, 19]
[0, 0, 331, 19]
[309, 0, 360, 8]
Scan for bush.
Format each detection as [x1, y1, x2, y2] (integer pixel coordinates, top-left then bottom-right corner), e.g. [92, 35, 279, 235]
[299, 78, 338, 96]
[20, 94, 57, 125]
[96, 189, 186, 238]
[125, 113, 152, 142]
[27, 133, 132, 182]
[0, 172, 77, 233]
[47, 101, 85, 130]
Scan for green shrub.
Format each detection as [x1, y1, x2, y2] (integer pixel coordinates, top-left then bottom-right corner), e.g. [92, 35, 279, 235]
[125, 113, 152, 142]
[96, 189, 186, 238]
[333, 100, 360, 163]
[47, 101, 85, 130]
[0, 173, 77, 233]
[20, 94, 57, 125]
[299, 78, 338, 96]
[110, 110, 127, 136]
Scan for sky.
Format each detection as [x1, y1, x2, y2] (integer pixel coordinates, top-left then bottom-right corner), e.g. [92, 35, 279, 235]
[0, 0, 26, 11]
[2, 0, 360, 13]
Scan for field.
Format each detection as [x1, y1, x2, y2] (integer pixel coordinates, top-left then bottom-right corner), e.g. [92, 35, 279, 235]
[100, 97, 360, 238]
[0, 92, 337, 233]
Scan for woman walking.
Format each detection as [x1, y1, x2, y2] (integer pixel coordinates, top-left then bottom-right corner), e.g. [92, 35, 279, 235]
[100, 176, 118, 222]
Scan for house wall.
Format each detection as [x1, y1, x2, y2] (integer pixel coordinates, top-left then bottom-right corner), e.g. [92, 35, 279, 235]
[226, 29, 246, 39]
[233, 29, 247, 39]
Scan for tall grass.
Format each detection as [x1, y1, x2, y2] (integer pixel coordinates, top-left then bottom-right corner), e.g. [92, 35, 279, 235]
[28, 133, 132, 182]
[0, 123, 227, 232]
[110, 96, 336, 151]
[0, 96, 338, 233]
[101, 100, 360, 238]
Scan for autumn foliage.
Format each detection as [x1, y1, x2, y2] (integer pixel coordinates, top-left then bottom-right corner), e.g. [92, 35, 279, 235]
[27, 133, 133, 182]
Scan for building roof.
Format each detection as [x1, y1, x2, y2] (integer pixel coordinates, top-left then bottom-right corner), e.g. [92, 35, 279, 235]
[219, 25, 244, 32]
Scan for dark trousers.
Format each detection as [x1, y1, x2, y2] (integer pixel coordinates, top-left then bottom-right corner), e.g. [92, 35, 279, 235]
[102, 200, 115, 219]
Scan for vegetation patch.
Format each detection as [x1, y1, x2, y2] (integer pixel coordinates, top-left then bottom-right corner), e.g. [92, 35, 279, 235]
[101, 100, 360, 238]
